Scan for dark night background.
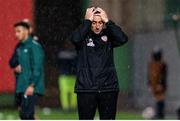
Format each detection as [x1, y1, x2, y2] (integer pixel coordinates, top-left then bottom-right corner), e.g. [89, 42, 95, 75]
[34, 0, 84, 106]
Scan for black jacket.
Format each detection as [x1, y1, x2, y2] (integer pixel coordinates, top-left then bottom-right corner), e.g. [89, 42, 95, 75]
[71, 20, 128, 93]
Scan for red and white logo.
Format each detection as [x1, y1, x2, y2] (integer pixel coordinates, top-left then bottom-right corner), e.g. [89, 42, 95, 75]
[101, 35, 108, 42]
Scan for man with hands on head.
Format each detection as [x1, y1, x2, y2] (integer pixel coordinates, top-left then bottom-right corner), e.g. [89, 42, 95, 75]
[71, 7, 128, 120]
[9, 21, 45, 120]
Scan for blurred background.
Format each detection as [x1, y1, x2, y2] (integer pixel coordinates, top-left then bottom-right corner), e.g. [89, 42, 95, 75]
[0, 0, 180, 119]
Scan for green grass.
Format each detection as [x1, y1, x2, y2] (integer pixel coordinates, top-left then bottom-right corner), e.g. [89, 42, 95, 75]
[0, 109, 143, 120]
[0, 94, 14, 106]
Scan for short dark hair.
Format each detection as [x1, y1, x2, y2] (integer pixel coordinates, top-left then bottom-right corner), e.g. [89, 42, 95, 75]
[14, 21, 30, 29]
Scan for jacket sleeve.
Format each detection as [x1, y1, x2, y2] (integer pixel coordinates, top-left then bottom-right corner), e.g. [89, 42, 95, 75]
[106, 20, 128, 47]
[29, 42, 44, 87]
[71, 19, 92, 46]
[9, 44, 19, 68]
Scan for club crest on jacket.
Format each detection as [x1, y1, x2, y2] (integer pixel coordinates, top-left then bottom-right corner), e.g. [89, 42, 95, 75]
[24, 49, 28, 53]
[101, 35, 108, 42]
[87, 38, 95, 47]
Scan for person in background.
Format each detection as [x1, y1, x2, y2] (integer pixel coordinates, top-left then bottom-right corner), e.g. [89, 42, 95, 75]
[9, 21, 45, 119]
[57, 41, 77, 111]
[148, 48, 167, 119]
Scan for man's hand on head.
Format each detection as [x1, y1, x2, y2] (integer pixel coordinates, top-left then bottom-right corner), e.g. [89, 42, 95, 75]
[85, 7, 97, 21]
[96, 7, 109, 23]
[14, 65, 22, 73]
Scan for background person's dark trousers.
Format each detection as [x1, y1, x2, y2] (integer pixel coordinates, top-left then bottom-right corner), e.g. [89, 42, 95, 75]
[176, 107, 180, 119]
[155, 100, 165, 119]
[19, 94, 37, 120]
[77, 92, 118, 120]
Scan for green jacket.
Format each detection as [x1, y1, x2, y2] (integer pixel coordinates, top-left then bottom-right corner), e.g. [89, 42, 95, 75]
[9, 36, 45, 95]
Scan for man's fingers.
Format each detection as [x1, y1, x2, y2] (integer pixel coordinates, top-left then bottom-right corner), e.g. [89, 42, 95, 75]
[90, 7, 95, 11]
[92, 9, 98, 14]
[86, 7, 95, 12]
[18, 66, 22, 72]
[86, 8, 90, 13]
[25, 86, 34, 96]
[14, 66, 21, 73]
[25, 90, 33, 96]
[96, 7, 104, 12]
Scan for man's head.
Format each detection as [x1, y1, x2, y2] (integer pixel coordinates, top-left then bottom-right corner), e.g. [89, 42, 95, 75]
[152, 48, 163, 61]
[91, 11, 104, 34]
[22, 19, 33, 34]
[14, 21, 30, 41]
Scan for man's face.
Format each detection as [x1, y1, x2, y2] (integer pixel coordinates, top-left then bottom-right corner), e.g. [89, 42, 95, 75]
[15, 26, 29, 41]
[91, 15, 104, 34]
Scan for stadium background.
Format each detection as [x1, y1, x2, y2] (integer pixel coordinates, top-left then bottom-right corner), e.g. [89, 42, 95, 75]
[0, 0, 180, 119]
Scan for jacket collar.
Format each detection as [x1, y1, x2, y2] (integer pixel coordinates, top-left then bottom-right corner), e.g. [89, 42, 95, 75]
[89, 30, 104, 37]
[21, 36, 32, 45]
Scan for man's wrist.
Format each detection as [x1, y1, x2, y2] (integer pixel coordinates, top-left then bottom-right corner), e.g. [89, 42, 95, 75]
[85, 18, 93, 22]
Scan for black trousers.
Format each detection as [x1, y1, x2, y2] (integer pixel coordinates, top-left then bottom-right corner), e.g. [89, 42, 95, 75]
[155, 100, 165, 119]
[15, 93, 38, 120]
[77, 92, 118, 120]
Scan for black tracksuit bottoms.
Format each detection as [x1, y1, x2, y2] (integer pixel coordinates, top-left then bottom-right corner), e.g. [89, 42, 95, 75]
[15, 93, 37, 120]
[77, 91, 118, 120]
